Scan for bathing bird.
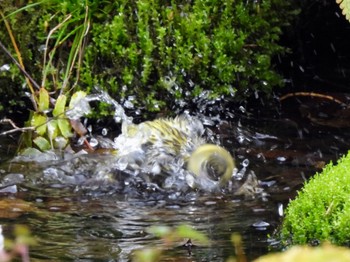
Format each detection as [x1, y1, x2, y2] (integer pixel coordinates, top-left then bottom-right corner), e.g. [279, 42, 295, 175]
[113, 115, 235, 188]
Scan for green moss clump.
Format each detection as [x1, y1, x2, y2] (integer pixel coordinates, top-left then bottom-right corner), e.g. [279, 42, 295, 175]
[1, 0, 297, 118]
[281, 151, 350, 245]
[82, 0, 296, 113]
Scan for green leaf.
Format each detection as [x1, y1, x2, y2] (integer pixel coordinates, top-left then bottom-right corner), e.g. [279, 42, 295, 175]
[38, 88, 50, 112]
[31, 113, 48, 136]
[69, 91, 87, 109]
[58, 118, 73, 138]
[53, 94, 67, 117]
[337, 0, 350, 22]
[132, 248, 162, 262]
[33, 136, 51, 151]
[47, 119, 59, 140]
[147, 226, 172, 238]
[175, 225, 209, 245]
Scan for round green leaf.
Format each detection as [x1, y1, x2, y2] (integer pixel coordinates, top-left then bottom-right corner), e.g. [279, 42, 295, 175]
[33, 136, 51, 151]
[31, 113, 48, 136]
[53, 94, 67, 117]
[47, 119, 59, 140]
[38, 88, 50, 112]
[58, 118, 73, 138]
[69, 91, 87, 109]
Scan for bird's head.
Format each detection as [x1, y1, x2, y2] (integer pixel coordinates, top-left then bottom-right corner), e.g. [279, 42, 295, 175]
[187, 144, 235, 185]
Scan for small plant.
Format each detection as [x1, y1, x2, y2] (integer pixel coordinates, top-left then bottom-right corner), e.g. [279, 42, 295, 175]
[132, 224, 209, 262]
[1, 0, 298, 120]
[0, 225, 35, 262]
[280, 151, 350, 245]
[0, 1, 92, 152]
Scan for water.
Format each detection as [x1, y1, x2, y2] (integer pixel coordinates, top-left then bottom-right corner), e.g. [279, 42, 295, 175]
[1, 95, 349, 261]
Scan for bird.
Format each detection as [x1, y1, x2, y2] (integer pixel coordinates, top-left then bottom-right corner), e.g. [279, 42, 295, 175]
[113, 115, 235, 189]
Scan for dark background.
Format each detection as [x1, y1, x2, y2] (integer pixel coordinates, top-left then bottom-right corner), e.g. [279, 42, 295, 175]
[278, 0, 350, 94]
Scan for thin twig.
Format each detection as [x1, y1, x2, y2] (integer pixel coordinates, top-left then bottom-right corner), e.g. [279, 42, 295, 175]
[0, 118, 35, 136]
[280, 91, 346, 106]
[0, 11, 40, 112]
[0, 41, 41, 91]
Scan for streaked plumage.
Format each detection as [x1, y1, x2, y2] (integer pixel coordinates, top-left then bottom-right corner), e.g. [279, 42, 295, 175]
[113, 115, 235, 187]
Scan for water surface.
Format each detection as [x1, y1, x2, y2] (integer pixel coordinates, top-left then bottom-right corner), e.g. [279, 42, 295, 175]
[0, 108, 348, 261]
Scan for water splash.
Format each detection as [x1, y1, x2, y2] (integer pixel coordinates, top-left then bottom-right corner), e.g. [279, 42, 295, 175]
[91, 86, 133, 125]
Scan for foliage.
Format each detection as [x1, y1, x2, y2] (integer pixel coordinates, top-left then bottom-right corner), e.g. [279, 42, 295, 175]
[254, 243, 350, 262]
[1, 0, 92, 151]
[0, 225, 35, 262]
[83, 0, 296, 113]
[337, 0, 350, 22]
[1, 0, 297, 120]
[280, 151, 350, 245]
[132, 224, 209, 262]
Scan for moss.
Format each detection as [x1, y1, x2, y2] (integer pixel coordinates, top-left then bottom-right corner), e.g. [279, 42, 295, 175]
[1, 0, 297, 118]
[281, 151, 350, 245]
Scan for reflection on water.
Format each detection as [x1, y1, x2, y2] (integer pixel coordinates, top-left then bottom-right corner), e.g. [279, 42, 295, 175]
[1, 112, 349, 261]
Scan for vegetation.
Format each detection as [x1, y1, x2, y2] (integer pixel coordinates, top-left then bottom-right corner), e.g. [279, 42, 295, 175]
[280, 151, 350, 245]
[0, 0, 296, 118]
[278, 0, 350, 249]
[337, 0, 350, 22]
[132, 224, 209, 262]
[0, 0, 92, 151]
[255, 244, 350, 262]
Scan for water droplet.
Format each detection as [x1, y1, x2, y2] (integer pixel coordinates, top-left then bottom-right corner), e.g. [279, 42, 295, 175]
[117, 157, 128, 171]
[89, 138, 99, 147]
[164, 176, 175, 188]
[38, 45, 47, 52]
[239, 106, 246, 113]
[330, 42, 336, 53]
[102, 128, 108, 136]
[186, 174, 195, 188]
[278, 203, 283, 217]
[0, 64, 10, 71]
[66, 97, 92, 120]
[276, 156, 286, 162]
[124, 100, 134, 109]
[151, 163, 161, 174]
[237, 135, 245, 144]
[242, 159, 250, 167]
[77, 137, 85, 146]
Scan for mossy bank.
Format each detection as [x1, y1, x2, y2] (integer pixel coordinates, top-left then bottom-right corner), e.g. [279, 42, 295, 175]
[0, 0, 297, 118]
[281, 151, 350, 246]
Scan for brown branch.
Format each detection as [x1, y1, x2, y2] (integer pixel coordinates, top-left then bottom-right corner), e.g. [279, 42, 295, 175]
[280, 91, 346, 106]
[0, 11, 40, 112]
[0, 118, 35, 136]
[0, 41, 41, 91]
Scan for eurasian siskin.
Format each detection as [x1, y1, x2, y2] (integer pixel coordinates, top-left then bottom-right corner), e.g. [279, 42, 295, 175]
[113, 115, 235, 187]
